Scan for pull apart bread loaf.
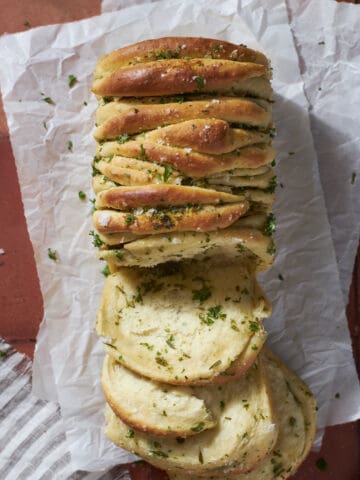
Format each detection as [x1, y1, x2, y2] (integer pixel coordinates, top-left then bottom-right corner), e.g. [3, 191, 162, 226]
[91, 37, 316, 479]
[91, 36, 276, 268]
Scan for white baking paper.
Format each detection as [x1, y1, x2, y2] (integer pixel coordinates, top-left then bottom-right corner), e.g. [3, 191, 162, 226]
[286, 0, 360, 302]
[0, 0, 359, 472]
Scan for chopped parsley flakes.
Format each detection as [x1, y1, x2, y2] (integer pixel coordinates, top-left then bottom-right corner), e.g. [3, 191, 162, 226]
[162, 164, 172, 183]
[101, 265, 110, 277]
[89, 230, 103, 247]
[191, 422, 205, 432]
[199, 305, 226, 325]
[117, 133, 130, 144]
[125, 213, 136, 225]
[192, 286, 211, 303]
[264, 213, 276, 236]
[68, 74, 77, 88]
[195, 75, 205, 91]
[78, 191, 86, 201]
[47, 248, 58, 261]
[249, 321, 259, 332]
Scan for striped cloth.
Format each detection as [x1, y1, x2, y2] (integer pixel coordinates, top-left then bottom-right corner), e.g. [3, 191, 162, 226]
[0, 338, 130, 480]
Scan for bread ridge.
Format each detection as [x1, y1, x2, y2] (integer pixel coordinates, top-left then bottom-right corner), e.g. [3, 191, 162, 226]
[94, 37, 269, 79]
[94, 97, 271, 140]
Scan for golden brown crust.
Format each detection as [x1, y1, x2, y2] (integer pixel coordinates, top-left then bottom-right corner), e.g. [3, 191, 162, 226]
[95, 158, 180, 186]
[95, 97, 271, 140]
[94, 37, 269, 79]
[92, 58, 269, 97]
[93, 202, 249, 235]
[142, 119, 270, 155]
[95, 185, 243, 210]
[97, 141, 275, 178]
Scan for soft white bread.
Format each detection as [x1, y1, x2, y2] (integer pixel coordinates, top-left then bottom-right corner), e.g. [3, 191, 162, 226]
[96, 261, 270, 385]
[168, 349, 317, 480]
[97, 225, 275, 269]
[104, 355, 278, 476]
[102, 355, 216, 437]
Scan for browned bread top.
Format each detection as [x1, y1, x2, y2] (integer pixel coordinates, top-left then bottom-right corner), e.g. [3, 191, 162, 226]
[95, 185, 243, 210]
[92, 58, 270, 98]
[95, 97, 271, 140]
[94, 37, 269, 78]
[93, 201, 249, 235]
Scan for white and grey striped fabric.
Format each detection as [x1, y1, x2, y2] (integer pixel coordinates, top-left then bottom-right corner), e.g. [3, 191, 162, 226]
[0, 339, 130, 480]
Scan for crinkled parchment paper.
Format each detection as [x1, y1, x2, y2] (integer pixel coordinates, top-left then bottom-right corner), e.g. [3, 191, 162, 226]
[0, 0, 359, 472]
[287, 0, 360, 302]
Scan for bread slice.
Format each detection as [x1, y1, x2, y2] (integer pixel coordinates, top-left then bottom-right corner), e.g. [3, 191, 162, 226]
[97, 225, 275, 270]
[95, 185, 244, 210]
[104, 355, 278, 476]
[141, 119, 270, 155]
[94, 97, 271, 140]
[168, 349, 317, 480]
[94, 38, 269, 79]
[96, 261, 270, 385]
[102, 355, 216, 437]
[96, 141, 275, 178]
[92, 57, 271, 99]
[93, 202, 249, 235]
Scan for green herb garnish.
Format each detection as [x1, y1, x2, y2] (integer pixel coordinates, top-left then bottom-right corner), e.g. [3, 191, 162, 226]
[47, 248, 58, 261]
[101, 265, 110, 277]
[89, 230, 103, 247]
[264, 213, 276, 236]
[192, 286, 211, 303]
[191, 422, 205, 432]
[166, 335, 176, 349]
[68, 74, 77, 88]
[265, 175, 277, 193]
[117, 133, 130, 144]
[195, 75, 205, 91]
[249, 321, 259, 332]
[67, 140, 73, 152]
[43, 97, 54, 105]
[209, 360, 222, 370]
[162, 164, 172, 183]
[125, 213, 136, 225]
[199, 305, 226, 325]
[78, 191, 86, 201]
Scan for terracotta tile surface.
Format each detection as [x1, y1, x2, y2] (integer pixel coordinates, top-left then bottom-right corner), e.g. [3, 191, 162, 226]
[0, 1, 358, 479]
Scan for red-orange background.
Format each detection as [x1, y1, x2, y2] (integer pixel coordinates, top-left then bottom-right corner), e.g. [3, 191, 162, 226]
[0, 1, 359, 479]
